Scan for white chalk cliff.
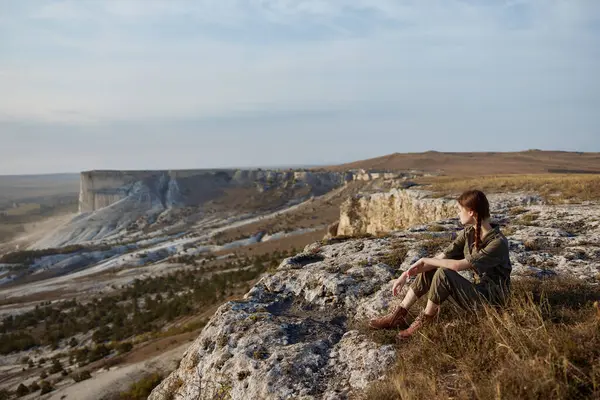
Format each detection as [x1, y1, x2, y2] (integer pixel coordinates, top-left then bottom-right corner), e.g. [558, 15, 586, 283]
[34, 169, 355, 249]
[79, 169, 354, 213]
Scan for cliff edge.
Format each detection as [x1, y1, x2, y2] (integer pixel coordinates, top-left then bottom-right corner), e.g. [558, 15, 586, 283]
[150, 190, 600, 399]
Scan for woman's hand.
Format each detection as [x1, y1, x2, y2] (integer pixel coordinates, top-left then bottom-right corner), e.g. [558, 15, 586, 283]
[407, 258, 427, 277]
[391, 273, 408, 296]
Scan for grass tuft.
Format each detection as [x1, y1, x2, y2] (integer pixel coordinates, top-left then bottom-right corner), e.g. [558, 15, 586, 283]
[363, 278, 600, 400]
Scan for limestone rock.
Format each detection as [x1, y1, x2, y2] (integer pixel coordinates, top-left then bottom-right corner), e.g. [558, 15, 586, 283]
[324, 221, 340, 240]
[150, 193, 600, 400]
[150, 238, 398, 400]
[337, 189, 544, 236]
[80, 169, 353, 213]
[337, 189, 456, 236]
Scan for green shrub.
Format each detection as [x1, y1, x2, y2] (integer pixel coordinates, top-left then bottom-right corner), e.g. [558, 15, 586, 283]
[15, 384, 29, 397]
[0, 332, 38, 355]
[119, 373, 163, 400]
[379, 244, 408, 269]
[49, 359, 63, 374]
[28, 382, 40, 392]
[117, 341, 133, 354]
[72, 370, 91, 382]
[40, 380, 53, 395]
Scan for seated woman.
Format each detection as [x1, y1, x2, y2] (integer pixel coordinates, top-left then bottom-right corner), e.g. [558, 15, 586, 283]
[369, 189, 512, 340]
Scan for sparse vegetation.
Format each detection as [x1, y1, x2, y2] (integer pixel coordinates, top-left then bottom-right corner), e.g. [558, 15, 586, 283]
[39, 380, 53, 395]
[428, 224, 446, 232]
[419, 174, 600, 204]
[237, 370, 251, 381]
[0, 190, 79, 243]
[522, 238, 560, 253]
[15, 384, 29, 397]
[28, 381, 40, 393]
[517, 212, 540, 225]
[415, 233, 453, 256]
[508, 206, 528, 215]
[118, 373, 163, 400]
[48, 358, 64, 374]
[72, 370, 92, 382]
[502, 225, 516, 236]
[0, 252, 284, 358]
[0, 244, 111, 265]
[363, 278, 600, 400]
[379, 242, 408, 270]
[252, 349, 269, 360]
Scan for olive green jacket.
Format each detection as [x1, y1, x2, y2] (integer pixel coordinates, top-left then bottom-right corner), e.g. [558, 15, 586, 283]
[443, 224, 512, 292]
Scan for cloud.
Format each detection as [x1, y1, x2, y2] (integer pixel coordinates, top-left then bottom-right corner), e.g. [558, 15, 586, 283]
[1, 1, 597, 121]
[0, 1, 598, 173]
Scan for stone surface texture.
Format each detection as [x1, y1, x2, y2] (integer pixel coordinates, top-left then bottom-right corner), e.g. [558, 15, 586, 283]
[150, 190, 600, 400]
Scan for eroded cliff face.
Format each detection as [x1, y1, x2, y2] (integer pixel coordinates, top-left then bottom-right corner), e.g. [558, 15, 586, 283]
[79, 169, 355, 213]
[337, 189, 456, 236]
[337, 189, 544, 236]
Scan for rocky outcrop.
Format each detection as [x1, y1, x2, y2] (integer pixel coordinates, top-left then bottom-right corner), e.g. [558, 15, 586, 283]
[79, 171, 160, 212]
[337, 189, 454, 236]
[79, 169, 354, 213]
[324, 221, 339, 240]
[150, 192, 598, 400]
[348, 169, 425, 182]
[337, 189, 543, 236]
[149, 239, 401, 400]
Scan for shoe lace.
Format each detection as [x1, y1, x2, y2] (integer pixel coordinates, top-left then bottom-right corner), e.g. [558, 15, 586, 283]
[413, 310, 434, 326]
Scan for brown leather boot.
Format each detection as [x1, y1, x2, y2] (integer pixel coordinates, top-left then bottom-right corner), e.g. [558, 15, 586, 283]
[396, 311, 436, 341]
[369, 305, 409, 330]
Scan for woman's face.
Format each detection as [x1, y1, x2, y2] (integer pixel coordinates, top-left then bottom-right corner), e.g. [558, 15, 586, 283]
[457, 203, 475, 225]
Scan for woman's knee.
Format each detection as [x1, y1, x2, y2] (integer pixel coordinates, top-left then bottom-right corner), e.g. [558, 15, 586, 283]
[432, 267, 450, 283]
[428, 269, 452, 304]
[429, 269, 458, 295]
[433, 268, 465, 283]
[410, 268, 438, 297]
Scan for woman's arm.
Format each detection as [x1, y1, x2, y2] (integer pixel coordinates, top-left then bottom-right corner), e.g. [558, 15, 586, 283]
[391, 252, 446, 295]
[390, 251, 466, 296]
[424, 257, 471, 271]
[406, 256, 472, 277]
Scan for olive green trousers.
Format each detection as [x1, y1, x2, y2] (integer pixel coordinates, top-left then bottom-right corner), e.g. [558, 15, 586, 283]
[410, 268, 507, 309]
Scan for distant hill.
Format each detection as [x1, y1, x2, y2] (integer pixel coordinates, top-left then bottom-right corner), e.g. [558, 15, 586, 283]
[324, 150, 600, 176]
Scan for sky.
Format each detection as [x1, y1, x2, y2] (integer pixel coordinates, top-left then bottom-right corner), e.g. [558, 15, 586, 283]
[0, 0, 599, 174]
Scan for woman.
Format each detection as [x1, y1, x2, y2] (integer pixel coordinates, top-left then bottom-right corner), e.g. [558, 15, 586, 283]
[369, 189, 512, 340]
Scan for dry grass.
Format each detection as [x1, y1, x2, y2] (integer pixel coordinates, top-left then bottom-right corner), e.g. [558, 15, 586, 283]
[415, 234, 453, 257]
[363, 278, 600, 400]
[379, 242, 409, 270]
[508, 206, 528, 216]
[516, 213, 540, 226]
[502, 225, 517, 237]
[325, 150, 600, 176]
[417, 174, 600, 204]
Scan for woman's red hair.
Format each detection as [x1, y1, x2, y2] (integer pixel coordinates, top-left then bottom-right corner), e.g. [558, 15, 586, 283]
[458, 189, 490, 251]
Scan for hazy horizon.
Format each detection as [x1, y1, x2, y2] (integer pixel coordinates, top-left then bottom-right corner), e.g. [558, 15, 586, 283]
[1, 1, 599, 174]
[3, 148, 600, 177]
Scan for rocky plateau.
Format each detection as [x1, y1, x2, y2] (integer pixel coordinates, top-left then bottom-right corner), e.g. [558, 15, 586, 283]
[149, 190, 600, 400]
